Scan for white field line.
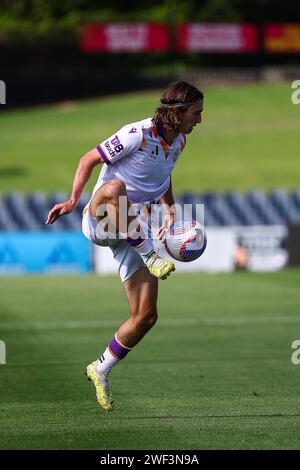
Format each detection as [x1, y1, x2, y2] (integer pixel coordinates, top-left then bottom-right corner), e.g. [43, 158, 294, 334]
[1, 316, 300, 331]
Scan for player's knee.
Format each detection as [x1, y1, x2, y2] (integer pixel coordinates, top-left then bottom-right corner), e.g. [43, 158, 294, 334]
[147, 312, 158, 329]
[136, 308, 158, 331]
[106, 179, 126, 199]
[90, 179, 126, 218]
[100, 180, 127, 209]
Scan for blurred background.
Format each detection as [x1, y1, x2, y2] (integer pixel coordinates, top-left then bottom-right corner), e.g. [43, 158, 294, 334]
[1, 0, 300, 451]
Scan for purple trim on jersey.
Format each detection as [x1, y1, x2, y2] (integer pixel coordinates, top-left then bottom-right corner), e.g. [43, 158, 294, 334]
[96, 145, 111, 165]
[108, 336, 131, 360]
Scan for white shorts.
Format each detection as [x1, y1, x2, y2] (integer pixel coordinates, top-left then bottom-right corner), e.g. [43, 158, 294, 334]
[82, 206, 146, 283]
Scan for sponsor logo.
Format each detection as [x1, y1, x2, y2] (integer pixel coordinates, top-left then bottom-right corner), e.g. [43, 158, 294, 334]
[104, 141, 116, 158]
[104, 135, 124, 159]
[110, 135, 124, 153]
[173, 150, 180, 162]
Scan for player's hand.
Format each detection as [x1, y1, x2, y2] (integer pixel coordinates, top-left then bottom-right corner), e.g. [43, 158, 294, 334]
[45, 199, 76, 224]
[157, 213, 175, 242]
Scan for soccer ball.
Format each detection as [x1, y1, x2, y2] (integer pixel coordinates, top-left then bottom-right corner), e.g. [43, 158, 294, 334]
[164, 220, 207, 262]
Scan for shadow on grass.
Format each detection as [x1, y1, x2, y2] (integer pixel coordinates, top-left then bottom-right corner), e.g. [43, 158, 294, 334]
[0, 166, 28, 178]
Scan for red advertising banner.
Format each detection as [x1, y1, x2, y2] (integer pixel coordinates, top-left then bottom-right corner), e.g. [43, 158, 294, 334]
[81, 23, 169, 53]
[177, 23, 258, 53]
[265, 24, 300, 53]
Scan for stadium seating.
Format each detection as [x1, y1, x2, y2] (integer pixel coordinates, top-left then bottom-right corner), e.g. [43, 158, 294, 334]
[246, 190, 284, 225]
[0, 190, 299, 231]
[270, 189, 300, 225]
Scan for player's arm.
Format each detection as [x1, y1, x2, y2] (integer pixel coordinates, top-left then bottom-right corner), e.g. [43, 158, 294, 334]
[45, 148, 103, 224]
[158, 177, 176, 240]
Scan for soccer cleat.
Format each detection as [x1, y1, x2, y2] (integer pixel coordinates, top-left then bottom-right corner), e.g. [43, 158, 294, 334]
[145, 251, 175, 280]
[86, 362, 114, 411]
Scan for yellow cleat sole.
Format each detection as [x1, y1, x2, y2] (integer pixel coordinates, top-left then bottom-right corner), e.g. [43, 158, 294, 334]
[85, 365, 114, 412]
[158, 264, 175, 280]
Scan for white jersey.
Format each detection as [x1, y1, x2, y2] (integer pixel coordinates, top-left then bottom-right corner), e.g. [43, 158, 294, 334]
[92, 117, 186, 205]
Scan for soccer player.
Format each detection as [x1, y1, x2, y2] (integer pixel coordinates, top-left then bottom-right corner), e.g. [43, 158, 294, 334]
[45, 81, 204, 411]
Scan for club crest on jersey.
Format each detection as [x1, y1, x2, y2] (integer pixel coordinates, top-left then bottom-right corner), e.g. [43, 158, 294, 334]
[129, 127, 137, 133]
[173, 150, 180, 162]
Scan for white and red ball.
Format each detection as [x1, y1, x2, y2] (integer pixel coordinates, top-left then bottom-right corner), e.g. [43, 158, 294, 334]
[164, 220, 207, 262]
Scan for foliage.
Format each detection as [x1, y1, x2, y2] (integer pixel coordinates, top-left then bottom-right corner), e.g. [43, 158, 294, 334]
[0, 0, 299, 43]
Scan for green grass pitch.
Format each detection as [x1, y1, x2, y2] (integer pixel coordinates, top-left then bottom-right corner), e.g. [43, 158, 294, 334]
[0, 83, 299, 196]
[1, 270, 300, 450]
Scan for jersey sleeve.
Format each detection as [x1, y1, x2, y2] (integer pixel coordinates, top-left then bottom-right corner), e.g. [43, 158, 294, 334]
[96, 124, 143, 165]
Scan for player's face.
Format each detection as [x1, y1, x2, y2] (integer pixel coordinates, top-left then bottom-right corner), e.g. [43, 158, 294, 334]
[178, 101, 203, 134]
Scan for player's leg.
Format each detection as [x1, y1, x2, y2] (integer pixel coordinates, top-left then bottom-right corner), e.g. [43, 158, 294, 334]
[116, 266, 158, 348]
[96, 267, 158, 374]
[87, 267, 158, 411]
[89, 180, 175, 280]
[84, 185, 174, 411]
[85, 234, 157, 411]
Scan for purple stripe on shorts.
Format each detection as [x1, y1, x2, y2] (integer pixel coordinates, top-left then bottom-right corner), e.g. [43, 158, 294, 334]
[126, 237, 144, 247]
[108, 336, 131, 360]
[96, 145, 111, 165]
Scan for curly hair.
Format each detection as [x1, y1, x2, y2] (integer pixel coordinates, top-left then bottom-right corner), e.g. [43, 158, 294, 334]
[154, 81, 204, 131]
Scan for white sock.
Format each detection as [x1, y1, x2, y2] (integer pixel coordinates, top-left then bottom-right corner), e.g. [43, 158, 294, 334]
[132, 238, 154, 260]
[96, 348, 120, 376]
[96, 334, 133, 377]
[120, 215, 154, 260]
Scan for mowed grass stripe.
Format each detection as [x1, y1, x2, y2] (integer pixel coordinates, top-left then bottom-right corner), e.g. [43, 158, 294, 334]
[1, 315, 300, 331]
